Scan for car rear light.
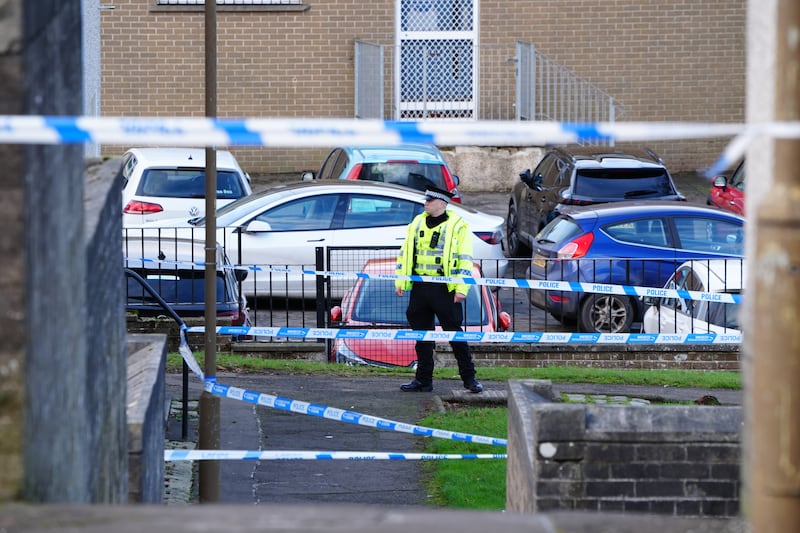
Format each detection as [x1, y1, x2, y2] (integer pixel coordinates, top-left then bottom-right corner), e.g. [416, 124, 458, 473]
[232, 308, 247, 326]
[344, 163, 363, 180]
[557, 232, 594, 259]
[124, 200, 164, 215]
[441, 165, 462, 203]
[560, 197, 592, 206]
[548, 293, 571, 303]
[474, 230, 503, 245]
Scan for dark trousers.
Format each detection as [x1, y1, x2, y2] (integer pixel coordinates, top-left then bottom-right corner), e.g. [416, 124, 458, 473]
[406, 282, 476, 386]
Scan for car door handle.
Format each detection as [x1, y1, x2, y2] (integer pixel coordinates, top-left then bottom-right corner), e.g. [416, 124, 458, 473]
[307, 238, 325, 242]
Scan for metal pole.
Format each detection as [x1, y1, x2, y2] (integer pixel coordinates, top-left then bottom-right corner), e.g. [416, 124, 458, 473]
[750, 0, 800, 529]
[199, 0, 220, 503]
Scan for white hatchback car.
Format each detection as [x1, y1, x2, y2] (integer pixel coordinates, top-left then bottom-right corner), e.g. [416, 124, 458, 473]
[642, 259, 744, 335]
[120, 147, 252, 226]
[127, 180, 508, 299]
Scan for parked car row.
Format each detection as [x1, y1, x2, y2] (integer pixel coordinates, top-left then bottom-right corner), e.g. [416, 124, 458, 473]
[121, 144, 746, 345]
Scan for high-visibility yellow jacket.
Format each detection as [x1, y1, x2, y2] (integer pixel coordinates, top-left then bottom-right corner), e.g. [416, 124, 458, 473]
[395, 211, 474, 296]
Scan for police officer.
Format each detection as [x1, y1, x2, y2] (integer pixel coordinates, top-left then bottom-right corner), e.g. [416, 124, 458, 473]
[395, 186, 483, 393]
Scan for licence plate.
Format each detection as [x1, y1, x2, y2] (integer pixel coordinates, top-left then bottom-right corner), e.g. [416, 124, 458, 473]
[532, 254, 547, 268]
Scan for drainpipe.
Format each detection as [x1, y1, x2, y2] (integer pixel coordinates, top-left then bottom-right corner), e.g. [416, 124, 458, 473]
[751, 0, 800, 529]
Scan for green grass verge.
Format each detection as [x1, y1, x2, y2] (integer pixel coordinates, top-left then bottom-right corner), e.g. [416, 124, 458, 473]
[168, 352, 741, 390]
[418, 407, 508, 510]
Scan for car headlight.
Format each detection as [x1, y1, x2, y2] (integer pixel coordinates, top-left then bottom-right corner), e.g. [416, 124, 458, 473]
[334, 341, 368, 366]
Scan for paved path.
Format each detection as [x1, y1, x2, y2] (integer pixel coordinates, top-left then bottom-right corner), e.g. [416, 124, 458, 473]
[165, 371, 741, 505]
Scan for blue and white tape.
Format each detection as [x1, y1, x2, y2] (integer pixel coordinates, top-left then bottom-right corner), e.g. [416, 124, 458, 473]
[164, 449, 506, 461]
[204, 380, 508, 447]
[0, 115, 750, 147]
[126, 256, 743, 305]
[189, 326, 741, 345]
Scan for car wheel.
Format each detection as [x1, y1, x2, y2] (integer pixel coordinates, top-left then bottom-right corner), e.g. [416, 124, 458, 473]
[578, 294, 634, 333]
[506, 202, 530, 258]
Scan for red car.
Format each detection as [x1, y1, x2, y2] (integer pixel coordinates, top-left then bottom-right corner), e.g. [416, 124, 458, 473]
[329, 258, 511, 368]
[708, 160, 745, 215]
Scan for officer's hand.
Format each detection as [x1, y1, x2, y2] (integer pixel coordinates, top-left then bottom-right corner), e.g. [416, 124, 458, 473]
[396, 288, 404, 297]
[454, 293, 466, 304]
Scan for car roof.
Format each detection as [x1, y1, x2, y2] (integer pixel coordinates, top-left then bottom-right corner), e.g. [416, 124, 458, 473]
[551, 146, 667, 170]
[677, 259, 746, 293]
[225, 180, 478, 212]
[125, 147, 242, 170]
[559, 200, 745, 221]
[342, 144, 446, 163]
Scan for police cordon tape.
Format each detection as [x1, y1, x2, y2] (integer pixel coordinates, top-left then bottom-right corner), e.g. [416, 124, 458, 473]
[174, 330, 510, 455]
[164, 450, 506, 461]
[188, 325, 741, 345]
[127, 256, 743, 305]
[8, 114, 800, 175]
[9, 114, 800, 176]
[0, 115, 747, 148]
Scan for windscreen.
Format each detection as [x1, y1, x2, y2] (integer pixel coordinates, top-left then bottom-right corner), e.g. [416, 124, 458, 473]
[351, 279, 487, 326]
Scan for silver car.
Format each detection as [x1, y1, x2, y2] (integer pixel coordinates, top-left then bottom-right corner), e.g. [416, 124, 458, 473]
[128, 181, 507, 298]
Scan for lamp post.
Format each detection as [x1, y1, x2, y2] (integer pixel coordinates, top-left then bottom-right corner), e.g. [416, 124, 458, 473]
[198, 0, 220, 503]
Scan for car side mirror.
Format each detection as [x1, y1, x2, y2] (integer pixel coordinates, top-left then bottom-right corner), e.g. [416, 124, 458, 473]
[452, 174, 460, 186]
[300, 170, 315, 181]
[498, 311, 512, 331]
[642, 295, 660, 306]
[233, 268, 248, 282]
[713, 175, 728, 189]
[519, 168, 533, 187]
[244, 220, 272, 233]
[330, 306, 343, 323]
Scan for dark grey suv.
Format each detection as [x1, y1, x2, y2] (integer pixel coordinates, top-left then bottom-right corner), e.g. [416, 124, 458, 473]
[506, 146, 685, 257]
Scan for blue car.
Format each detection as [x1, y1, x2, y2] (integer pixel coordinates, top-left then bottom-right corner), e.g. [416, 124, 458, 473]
[527, 201, 745, 333]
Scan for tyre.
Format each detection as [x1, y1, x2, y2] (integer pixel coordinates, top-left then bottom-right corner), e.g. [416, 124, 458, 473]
[578, 294, 634, 333]
[506, 202, 530, 258]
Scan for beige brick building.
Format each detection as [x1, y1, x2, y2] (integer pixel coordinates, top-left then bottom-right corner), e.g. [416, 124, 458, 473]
[99, 0, 745, 181]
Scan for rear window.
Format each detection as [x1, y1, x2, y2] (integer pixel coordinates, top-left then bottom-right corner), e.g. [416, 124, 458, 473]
[137, 169, 246, 200]
[536, 215, 584, 242]
[127, 270, 230, 306]
[358, 162, 446, 191]
[573, 169, 675, 199]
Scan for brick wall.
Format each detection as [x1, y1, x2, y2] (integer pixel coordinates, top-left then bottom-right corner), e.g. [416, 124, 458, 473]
[507, 380, 742, 517]
[99, 0, 745, 176]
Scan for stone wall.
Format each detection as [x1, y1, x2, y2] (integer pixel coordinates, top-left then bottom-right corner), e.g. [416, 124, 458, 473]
[84, 158, 129, 502]
[126, 335, 166, 503]
[506, 380, 742, 517]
